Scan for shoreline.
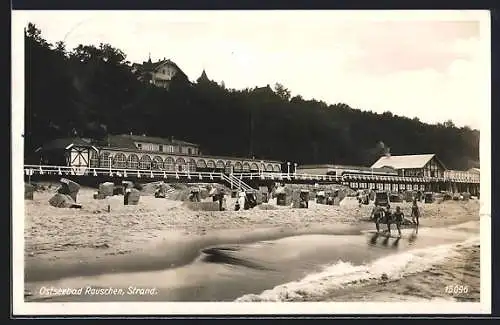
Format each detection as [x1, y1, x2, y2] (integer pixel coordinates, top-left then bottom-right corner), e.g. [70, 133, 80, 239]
[25, 189, 480, 283]
[25, 222, 480, 302]
[25, 223, 364, 282]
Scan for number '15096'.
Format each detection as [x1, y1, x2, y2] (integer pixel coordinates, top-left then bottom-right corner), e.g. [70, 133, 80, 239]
[445, 285, 469, 294]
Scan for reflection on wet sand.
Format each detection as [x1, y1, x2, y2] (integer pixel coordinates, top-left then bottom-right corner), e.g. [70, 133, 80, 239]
[25, 221, 476, 302]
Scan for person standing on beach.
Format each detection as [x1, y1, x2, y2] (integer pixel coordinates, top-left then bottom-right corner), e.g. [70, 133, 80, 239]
[218, 190, 225, 211]
[393, 206, 404, 237]
[238, 191, 246, 211]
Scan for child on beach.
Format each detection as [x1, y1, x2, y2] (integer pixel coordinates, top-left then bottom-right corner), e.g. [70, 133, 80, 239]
[392, 206, 404, 237]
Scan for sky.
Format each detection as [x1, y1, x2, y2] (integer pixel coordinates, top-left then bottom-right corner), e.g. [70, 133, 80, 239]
[14, 10, 490, 130]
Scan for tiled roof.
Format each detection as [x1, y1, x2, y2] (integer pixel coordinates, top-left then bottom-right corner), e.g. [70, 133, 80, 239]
[38, 138, 95, 151]
[134, 59, 187, 78]
[101, 134, 199, 148]
[370, 154, 437, 169]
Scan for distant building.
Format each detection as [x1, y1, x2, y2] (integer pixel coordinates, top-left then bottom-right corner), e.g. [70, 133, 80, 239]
[35, 134, 282, 173]
[131, 56, 188, 89]
[468, 168, 480, 183]
[296, 164, 397, 177]
[445, 168, 480, 183]
[370, 154, 446, 178]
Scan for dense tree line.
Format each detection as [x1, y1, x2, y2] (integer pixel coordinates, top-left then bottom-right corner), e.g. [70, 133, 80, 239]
[24, 23, 480, 170]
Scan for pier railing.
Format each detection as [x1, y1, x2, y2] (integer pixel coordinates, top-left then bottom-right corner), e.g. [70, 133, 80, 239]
[341, 172, 479, 184]
[24, 164, 257, 190]
[231, 172, 343, 183]
[24, 164, 227, 182]
[23, 165, 479, 185]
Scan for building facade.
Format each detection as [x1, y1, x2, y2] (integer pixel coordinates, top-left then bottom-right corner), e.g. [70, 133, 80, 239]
[36, 134, 282, 174]
[131, 57, 188, 89]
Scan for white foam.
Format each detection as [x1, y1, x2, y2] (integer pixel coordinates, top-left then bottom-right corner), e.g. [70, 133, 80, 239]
[235, 237, 479, 302]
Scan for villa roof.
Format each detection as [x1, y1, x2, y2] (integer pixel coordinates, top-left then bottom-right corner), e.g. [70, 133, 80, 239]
[35, 137, 95, 152]
[133, 58, 188, 78]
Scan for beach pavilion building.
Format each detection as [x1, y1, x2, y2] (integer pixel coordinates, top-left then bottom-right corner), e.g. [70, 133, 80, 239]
[370, 153, 446, 178]
[33, 134, 283, 175]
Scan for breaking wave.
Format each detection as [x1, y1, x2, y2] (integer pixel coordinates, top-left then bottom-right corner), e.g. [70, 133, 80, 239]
[235, 236, 480, 302]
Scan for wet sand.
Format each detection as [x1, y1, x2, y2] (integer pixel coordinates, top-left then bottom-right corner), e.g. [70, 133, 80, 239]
[24, 187, 480, 301]
[25, 222, 478, 302]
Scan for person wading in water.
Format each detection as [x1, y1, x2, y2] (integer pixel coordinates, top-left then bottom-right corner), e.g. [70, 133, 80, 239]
[392, 206, 404, 237]
[385, 204, 393, 235]
[370, 202, 385, 233]
[411, 198, 420, 232]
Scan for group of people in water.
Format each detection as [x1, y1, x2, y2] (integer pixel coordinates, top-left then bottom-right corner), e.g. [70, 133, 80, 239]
[370, 198, 420, 237]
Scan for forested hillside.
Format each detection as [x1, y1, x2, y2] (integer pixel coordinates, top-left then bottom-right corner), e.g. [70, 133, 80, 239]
[23, 23, 480, 170]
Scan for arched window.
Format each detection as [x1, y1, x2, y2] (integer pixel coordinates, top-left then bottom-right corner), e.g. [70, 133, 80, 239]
[113, 153, 127, 169]
[225, 161, 233, 173]
[176, 158, 186, 171]
[127, 154, 139, 169]
[164, 157, 175, 171]
[250, 163, 259, 171]
[197, 159, 207, 169]
[188, 159, 197, 172]
[234, 162, 243, 172]
[242, 162, 251, 172]
[207, 160, 216, 169]
[100, 152, 110, 168]
[266, 164, 273, 172]
[216, 160, 225, 169]
[152, 156, 163, 170]
[90, 150, 99, 168]
[139, 155, 152, 169]
[273, 165, 281, 172]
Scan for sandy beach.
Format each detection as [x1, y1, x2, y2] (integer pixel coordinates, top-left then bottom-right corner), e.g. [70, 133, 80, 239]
[25, 183, 480, 284]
